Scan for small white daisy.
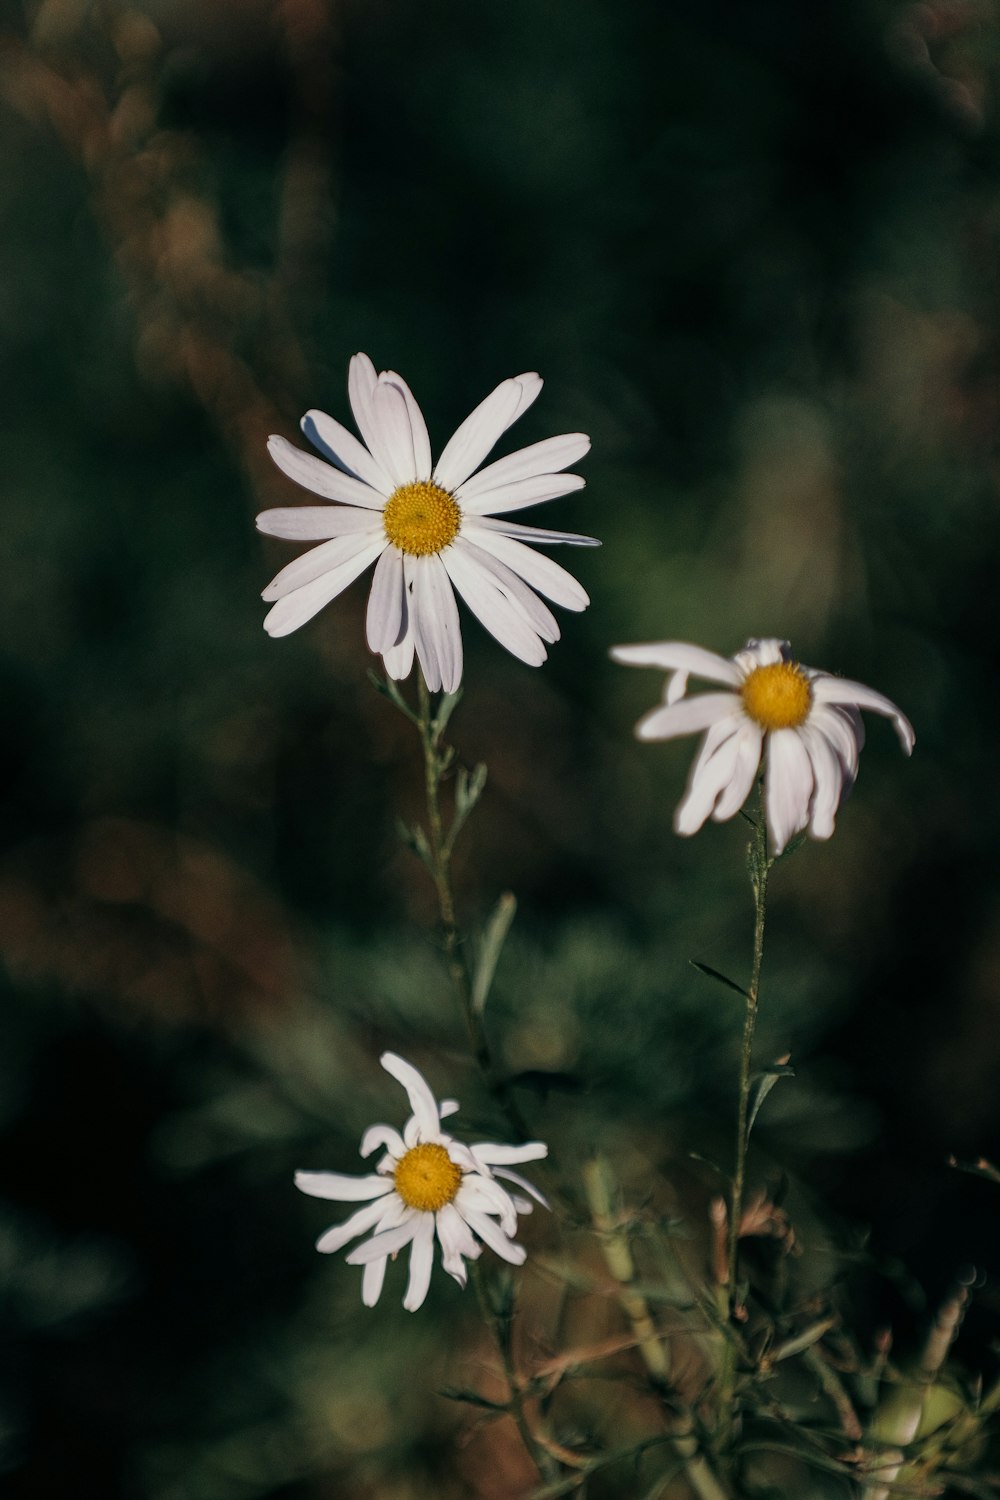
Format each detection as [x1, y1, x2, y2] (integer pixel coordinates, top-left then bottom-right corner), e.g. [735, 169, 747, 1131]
[257, 353, 599, 691]
[295, 1052, 548, 1312]
[611, 637, 915, 855]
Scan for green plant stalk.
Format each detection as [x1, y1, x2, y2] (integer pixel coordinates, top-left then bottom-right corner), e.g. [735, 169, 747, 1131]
[583, 1157, 733, 1500]
[727, 807, 770, 1302]
[414, 674, 530, 1141]
[716, 803, 771, 1452]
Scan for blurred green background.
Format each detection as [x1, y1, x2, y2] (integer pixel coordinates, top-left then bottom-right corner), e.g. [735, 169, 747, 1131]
[3, 0, 1000, 1494]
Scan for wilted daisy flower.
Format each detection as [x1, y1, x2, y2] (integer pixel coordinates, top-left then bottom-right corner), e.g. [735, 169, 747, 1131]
[611, 637, 914, 854]
[257, 353, 598, 691]
[295, 1052, 548, 1311]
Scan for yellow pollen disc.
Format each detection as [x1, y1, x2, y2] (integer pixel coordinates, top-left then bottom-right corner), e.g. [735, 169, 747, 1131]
[393, 1142, 463, 1213]
[383, 481, 461, 557]
[741, 660, 812, 730]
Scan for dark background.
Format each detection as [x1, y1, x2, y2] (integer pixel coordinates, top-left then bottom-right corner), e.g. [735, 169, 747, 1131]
[2, 0, 1000, 1494]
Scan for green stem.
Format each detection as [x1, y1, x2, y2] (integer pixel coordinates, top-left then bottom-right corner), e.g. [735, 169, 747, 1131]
[726, 804, 770, 1306]
[415, 674, 530, 1141]
[716, 798, 771, 1460]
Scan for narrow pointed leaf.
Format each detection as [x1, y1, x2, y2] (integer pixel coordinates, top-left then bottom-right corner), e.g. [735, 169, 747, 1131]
[689, 960, 749, 1000]
[746, 1063, 795, 1143]
[472, 892, 517, 1017]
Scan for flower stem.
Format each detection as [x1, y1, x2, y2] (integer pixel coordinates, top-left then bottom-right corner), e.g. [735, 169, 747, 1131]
[715, 798, 772, 1461]
[726, 802, 771, 1309]
[414, 673, 530, 1141]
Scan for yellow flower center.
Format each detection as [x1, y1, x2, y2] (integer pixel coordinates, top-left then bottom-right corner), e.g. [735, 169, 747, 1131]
[383, 481, 461, 557]
[741, 660, 812, 730]
[393, 1142, 463, 1212]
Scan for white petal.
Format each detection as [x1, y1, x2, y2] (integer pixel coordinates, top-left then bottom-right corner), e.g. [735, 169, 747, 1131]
[765, 730, 814, 855]
[347, 352, 394, 477]
[382, 371, 432, 480]
[359, 1124, 406, 1160]
[439, 1099, 460, 1119]
[469, 1141, 548, 1166]
[456, 434, 591, 501]
[366, 546, 406, 652]
[380, 1052, 442, 1139]
[461, 526, 589, 611]
[810, 703, 861, 783]
[712, 725, 763, 821]
[267, 435, 385, 509]
[256, 505, 379, 540]
[801, 724, 843, 840]
[262, 529, 384, 601]
[456, 1177, 518, 1236]
[453, 539, 560, 641]
[510, 372, 543, 422]
[372, 378, 417, 489]
[442, 544, 547, 667]
[382, 627, 415, 681]
[734, 638, 789, 673]
[411, 554, 463, 694]
[315, 1197, 393, 1255]
[492, 1166, 549, 1208]
[301, 408, 393, 495]
[611, 642, 742, 686]
[437, 1202, 481, 1269]
[403, 1215, 436, 1311]
[294, 1170, 394, 1202]
[472, 515, 599, 546]
[362, 1256, 387, 1306]
[674, 721, 746, 836]
[811, 676, 915, 753]
[433, 379, 524, 491]
[262, 536, 386, 637]
[634, 695, 742, 743]
[461, 1207, 526, 1266]
[459, 472, 586, 516]
[345, 1215, 420, 1266]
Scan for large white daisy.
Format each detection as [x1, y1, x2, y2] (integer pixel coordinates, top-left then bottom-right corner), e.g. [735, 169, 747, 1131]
[257, 354, 598, 691]
[295, 1052, 548, 1312]
[611, 637, 915, 855]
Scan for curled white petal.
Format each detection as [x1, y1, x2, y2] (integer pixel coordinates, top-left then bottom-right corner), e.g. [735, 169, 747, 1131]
[359, 1124, 406, 1160]
[811, 675, 915, 753]
[380, 1052, 442, 1140]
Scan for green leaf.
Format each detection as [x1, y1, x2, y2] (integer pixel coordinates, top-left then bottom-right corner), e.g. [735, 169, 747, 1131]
[472, 892, 517, 1017]
[689, 960, 748, 1000]
[745, 1062, 795, 1143]
[396, 819, 432, 869]
[447, 762, 488, 850]
[431, 687, 463, 742]
[367, 670, 417, 723]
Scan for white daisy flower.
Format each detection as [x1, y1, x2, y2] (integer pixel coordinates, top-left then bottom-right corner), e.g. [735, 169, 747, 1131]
[611, 637, 915, 855]
[257, 353, 599, 691]
[295, 1051, 548, 1312]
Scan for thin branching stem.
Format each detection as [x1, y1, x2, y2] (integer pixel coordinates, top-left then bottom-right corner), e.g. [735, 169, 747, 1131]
[414, 673, 531, 1141]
